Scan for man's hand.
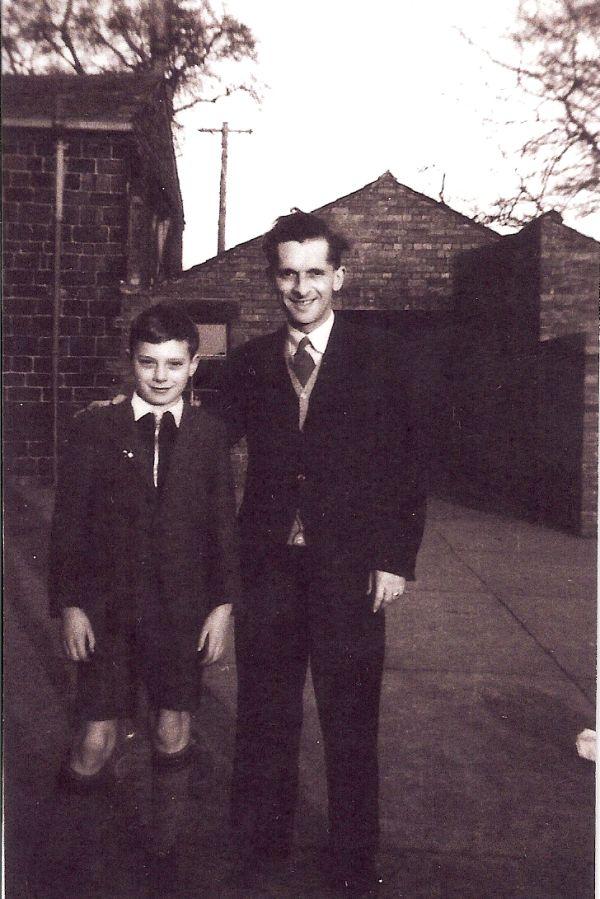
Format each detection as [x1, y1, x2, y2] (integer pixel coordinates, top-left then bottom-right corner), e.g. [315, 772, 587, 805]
[197, 603, 232, 665]
[62, 607, 96, 661]
[77, 393, 127, 415]
[367, 570, 406, 613]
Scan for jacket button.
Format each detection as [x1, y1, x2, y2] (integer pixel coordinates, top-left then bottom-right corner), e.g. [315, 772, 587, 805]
[297, 473, 306, 482]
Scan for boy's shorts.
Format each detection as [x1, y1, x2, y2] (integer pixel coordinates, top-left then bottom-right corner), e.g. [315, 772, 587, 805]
[75, 626, 204, 721]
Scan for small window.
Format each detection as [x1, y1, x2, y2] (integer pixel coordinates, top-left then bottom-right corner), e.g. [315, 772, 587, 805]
[191, 322, 228, 410]
[196, 323, 227, 359]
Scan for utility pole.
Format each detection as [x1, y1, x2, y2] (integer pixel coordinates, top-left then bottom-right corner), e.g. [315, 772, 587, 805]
[198, 122, 252, 254]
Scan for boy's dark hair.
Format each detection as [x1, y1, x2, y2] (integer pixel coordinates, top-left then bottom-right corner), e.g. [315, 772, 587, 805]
[129, 303, 199, 357]
[262, 210, 350, 270]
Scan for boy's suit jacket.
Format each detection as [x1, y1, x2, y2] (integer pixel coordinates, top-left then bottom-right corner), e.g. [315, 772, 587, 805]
[48, 401, 240, 650]
[221, 316, 426, 578]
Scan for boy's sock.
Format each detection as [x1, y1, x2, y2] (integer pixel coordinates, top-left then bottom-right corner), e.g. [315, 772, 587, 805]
[57, 757, 115, 793]
[151, 735, 211, 775]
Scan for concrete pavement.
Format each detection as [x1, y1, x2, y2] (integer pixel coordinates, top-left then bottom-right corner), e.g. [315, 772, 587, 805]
[3, 483, 596, 898]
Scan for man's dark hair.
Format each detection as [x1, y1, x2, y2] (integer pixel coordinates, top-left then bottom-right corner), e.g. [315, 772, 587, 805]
[129, 302, 199, 357]
[262, 210, 350, 269]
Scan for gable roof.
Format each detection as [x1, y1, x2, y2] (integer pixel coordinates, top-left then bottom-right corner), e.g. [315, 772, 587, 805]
[184, 170, 497, 275]
[520, 209, 600, 247]
[321, 170, 497, 236]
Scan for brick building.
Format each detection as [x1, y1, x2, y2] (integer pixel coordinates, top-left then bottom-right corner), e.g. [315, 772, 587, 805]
[2, 72, 184, 480]
[146, 173, 598, 535]
[451, 211, 598, 535]
[3, 98, 597, 537]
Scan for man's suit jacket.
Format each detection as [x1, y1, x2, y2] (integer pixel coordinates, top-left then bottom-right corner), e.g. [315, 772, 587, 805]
[48, 401, 240, 650]
[220, 316, 426, 578]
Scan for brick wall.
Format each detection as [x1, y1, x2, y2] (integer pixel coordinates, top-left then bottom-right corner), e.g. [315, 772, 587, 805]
[449, 215, 598, 535]
[537, 216, 599, 535]
[151, 172, 499, 349]
[76, 172, 598, 536]
[140, 172, 499, 501]
[3, 127, 130, 479]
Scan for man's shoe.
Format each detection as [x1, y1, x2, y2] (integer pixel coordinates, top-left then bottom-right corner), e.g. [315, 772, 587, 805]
[140, 846, 178, 897]
[330, 858, 383, 898]
[225, 848, 291, 890]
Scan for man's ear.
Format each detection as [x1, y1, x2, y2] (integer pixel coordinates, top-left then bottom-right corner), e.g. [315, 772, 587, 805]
[333, 266, 345, 292]
[188, 353, 201, 379]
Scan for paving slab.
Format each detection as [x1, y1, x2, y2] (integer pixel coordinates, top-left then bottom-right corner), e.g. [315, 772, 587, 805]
[376, 672, 594, 855]
[3, 483, 596, 899]
[493, 592, 596, 683]
[449, 551, 595, 601]
[384, 590, 561, 677]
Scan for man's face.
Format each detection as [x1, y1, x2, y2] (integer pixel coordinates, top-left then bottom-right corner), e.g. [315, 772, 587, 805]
[272, 238, 345, 333]
[132, 339, 199, 407]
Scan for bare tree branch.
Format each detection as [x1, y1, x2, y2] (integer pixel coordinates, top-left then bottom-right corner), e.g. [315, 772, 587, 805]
[466, 0, 599, 227]
[1, 0, 261, 120]
[58, 0, 86, 74]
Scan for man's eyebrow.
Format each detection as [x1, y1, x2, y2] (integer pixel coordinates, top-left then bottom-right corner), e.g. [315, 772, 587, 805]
[137, 353, 186, 361]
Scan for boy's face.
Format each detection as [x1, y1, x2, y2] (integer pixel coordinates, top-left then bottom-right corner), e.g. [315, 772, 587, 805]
[132, 339, 199, 407]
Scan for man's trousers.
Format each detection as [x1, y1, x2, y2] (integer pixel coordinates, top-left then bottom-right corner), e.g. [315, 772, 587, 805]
[231, 545, 385, 867]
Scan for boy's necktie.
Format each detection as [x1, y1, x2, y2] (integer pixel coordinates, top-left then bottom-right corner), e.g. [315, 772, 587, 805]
[136, 411, 177, 489]
[156, 411, 177, 490]
[291, 337, 315, 386]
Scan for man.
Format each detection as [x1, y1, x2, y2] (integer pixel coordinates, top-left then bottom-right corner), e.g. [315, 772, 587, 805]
[220, 211, 426, 896]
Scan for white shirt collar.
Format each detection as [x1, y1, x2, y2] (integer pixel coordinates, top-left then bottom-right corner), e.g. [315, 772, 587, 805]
[131, 392, 184, 426]
[287, 310, 335, 356]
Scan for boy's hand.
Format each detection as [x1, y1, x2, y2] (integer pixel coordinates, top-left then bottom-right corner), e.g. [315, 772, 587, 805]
[62, 607, 96, 661]
[197, 604, 232, 666]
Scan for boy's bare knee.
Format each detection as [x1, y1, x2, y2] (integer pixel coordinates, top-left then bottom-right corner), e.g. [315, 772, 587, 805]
[72, 720, 117, 775]
[80, 720, 116, 753]
[154, 710, 190, 755]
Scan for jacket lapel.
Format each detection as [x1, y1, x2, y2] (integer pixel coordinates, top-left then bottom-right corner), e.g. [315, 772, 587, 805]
[110, 399, 155, 495]
[161, 402, 195, 498]
[302, 317, 353, 430]
[259, 327, 299, 427]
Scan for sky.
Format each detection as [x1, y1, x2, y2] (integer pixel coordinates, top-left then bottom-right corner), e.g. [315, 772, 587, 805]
[177, 0, 599, 268]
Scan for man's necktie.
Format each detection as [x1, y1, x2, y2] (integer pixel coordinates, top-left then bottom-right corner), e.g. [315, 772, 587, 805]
[291, 337, 316, 386]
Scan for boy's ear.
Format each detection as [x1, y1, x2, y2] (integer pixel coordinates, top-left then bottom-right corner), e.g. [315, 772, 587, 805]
[189, 353, 201, 378]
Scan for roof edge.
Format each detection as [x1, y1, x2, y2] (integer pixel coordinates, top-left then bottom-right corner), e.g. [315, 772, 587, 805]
[517, 210, 600, 246]
[3, 116, 133, 132]
[316, 171, 500, 238]
[182, 171, 500, 275]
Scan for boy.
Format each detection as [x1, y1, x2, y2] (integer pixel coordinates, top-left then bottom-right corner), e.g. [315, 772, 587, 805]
[49, 303, 240, 787]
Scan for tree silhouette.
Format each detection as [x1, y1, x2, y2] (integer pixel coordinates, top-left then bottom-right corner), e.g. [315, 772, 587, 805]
[478, 0, 599, 227]
[1, 0, 260, 115]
